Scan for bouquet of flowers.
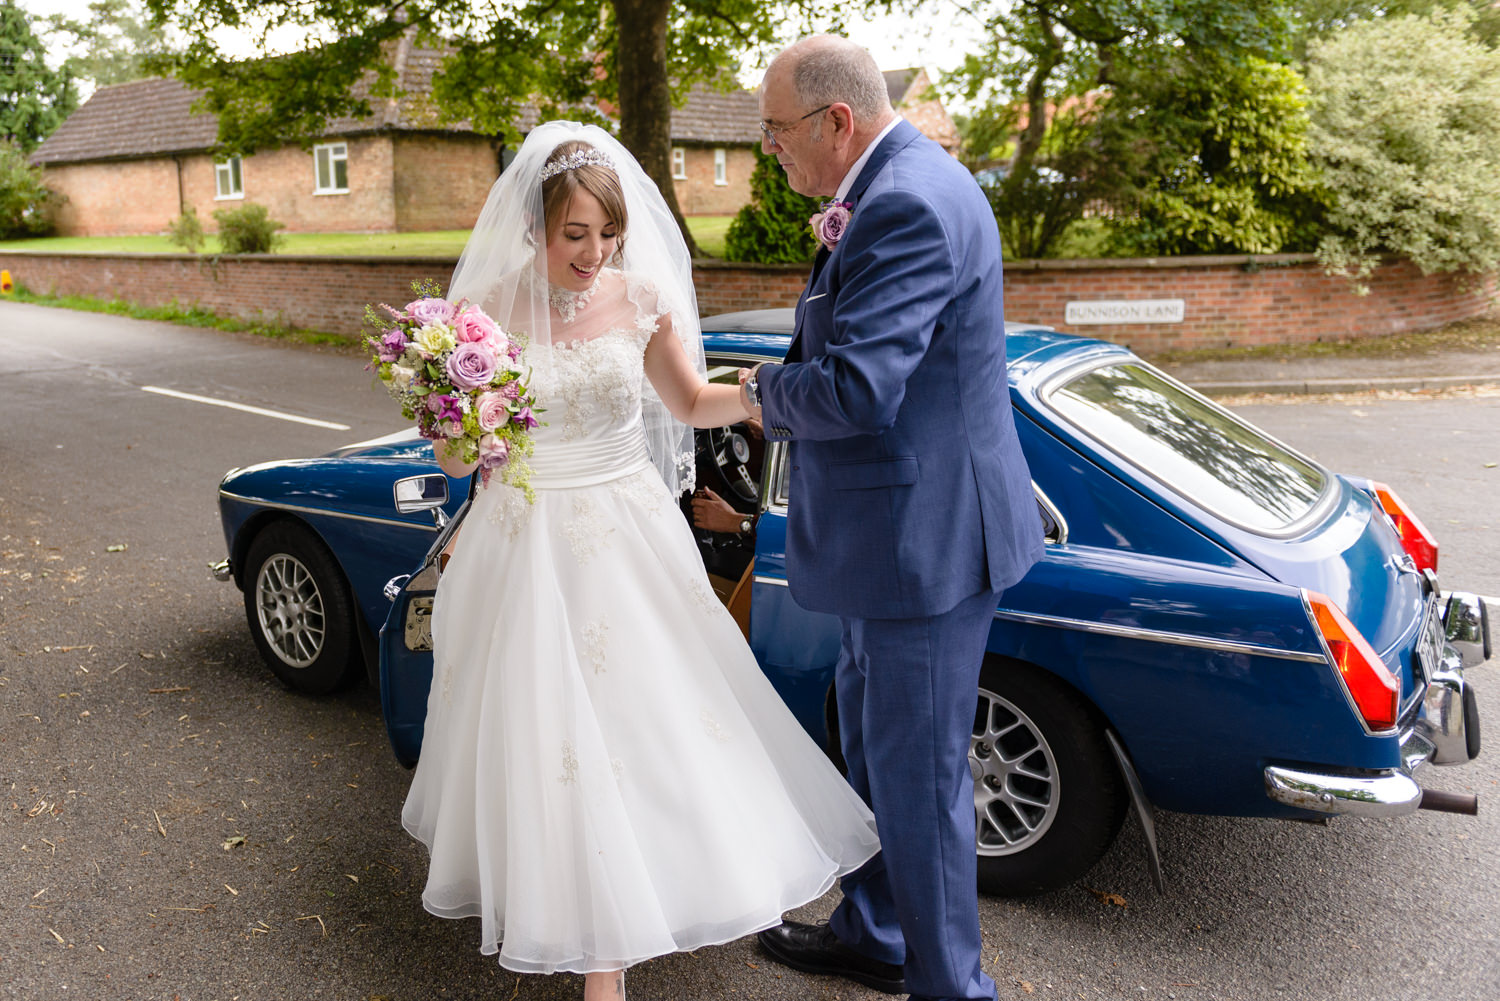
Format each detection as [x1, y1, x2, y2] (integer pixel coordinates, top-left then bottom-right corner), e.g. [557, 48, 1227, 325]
[365, 280, 540, 489]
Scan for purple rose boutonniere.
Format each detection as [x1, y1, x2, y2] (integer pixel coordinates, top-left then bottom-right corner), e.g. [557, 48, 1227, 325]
[809, 200, 853, 251]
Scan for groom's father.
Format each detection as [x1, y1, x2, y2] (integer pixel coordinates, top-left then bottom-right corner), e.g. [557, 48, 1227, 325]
[743, 36, 1044, 1001]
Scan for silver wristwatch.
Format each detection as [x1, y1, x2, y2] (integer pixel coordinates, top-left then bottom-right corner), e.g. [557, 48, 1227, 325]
[738, 516, 754, 535]
[744, 364, 763, 408]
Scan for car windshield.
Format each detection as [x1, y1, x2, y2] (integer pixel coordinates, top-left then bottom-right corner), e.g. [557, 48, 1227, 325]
[1047, 362, 1327, 533]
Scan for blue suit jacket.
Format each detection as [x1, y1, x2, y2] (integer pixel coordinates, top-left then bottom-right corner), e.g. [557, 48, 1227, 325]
[758, 120, 1044, 620]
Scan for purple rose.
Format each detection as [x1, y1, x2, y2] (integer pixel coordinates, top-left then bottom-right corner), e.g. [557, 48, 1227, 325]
[478, 433, 510, 468]
[406, 297, 456, 326]
[810, 201, 852, 250]
[446, 341, 498, 390]
[377, 328, 407, 363]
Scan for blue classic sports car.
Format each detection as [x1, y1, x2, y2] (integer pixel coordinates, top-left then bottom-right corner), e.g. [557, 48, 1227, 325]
[214, 309, 1490, 895]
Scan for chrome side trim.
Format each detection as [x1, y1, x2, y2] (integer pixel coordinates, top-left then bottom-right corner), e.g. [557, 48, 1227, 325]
[1033, 483, 1068, 545]
[219, 490, 440, 533]
[992, 608, 1327, 663]
[1264, 765, 1422, 819]
[752, 575, 790, 588]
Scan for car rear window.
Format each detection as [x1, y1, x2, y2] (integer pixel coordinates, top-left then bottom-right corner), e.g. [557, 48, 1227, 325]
[1046, 362, 1328, 533]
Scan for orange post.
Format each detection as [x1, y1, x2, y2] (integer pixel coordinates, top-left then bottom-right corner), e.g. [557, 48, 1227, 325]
[0, 270, 12, 294]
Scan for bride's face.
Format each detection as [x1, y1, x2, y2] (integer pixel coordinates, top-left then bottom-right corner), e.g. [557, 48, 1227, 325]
[546, 189, 619, 292]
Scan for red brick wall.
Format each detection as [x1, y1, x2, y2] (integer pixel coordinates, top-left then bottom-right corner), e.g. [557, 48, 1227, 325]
[671, 145, 755, 217]
[392, 135, 500, 230]
[1002, 254, 1498, 353]
[44, 159, 183, 236]
[3, 251, 1492, 352]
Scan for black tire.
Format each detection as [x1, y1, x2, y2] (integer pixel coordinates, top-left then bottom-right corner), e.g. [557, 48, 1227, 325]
[972, 658, 1127, 896]
[242, 520, 361, 694]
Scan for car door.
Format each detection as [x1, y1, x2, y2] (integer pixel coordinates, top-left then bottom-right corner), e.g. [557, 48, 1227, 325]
[379, 484, 470, 768]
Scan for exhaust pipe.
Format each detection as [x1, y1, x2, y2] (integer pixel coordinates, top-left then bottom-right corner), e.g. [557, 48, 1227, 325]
[1418, 788, 1479, 815]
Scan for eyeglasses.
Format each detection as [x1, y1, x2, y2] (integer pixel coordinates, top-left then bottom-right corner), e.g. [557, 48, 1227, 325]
[759, 105, 831, 146]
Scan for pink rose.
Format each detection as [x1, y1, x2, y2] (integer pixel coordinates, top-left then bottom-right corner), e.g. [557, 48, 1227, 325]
[454, 307, 498, 344]
[475, 392, 509, 432]
[446, 341, 498, 390]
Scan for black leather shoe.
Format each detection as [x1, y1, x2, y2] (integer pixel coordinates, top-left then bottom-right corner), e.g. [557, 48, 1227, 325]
[756, 920, 905, 994]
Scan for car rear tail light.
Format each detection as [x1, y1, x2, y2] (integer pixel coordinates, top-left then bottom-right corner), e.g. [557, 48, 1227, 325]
[1306, 590, 1400, 732]
[1371, 482, 1438, 574]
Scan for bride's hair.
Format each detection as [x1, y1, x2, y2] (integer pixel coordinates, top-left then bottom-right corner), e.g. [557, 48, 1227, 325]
[541, 141, 629, 262]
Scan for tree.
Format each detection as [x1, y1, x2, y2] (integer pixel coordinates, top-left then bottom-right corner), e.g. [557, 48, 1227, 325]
[1102, 54, 1328, 256]
[1287, 0, 1500, 57]
[944, 0, 1294, 257]
[0, 1, 78, 151]
[145, 0, 817, 256]
[724, 150, 820, 262]
[1306, 9, 1500, 280]
[0, 138, 59, 237]
[44, 0, 183, 88]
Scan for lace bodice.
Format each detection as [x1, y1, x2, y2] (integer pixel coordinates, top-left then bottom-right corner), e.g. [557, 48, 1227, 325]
[533, 324, 655, 445]
[485, 269, 670, 492]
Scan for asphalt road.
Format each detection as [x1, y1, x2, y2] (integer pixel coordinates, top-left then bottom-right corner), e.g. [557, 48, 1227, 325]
[2, 301, 1497, 1001]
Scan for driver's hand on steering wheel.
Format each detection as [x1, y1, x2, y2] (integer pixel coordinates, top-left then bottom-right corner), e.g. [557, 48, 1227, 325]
[691, 487, 748, 534]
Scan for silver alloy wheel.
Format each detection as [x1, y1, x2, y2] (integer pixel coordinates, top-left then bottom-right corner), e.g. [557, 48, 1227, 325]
[971, 686, 1061, 855]
[254, 554, 326, 669]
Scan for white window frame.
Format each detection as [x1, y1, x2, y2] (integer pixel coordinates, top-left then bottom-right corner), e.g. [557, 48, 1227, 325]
[713, 147, 727, 186]
[313, 142, 349, 194]
[214, 155, 244, 200]
[671, 146, 686, 180]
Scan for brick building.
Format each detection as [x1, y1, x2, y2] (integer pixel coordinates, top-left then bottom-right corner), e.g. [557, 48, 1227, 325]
[31, 46, 960, 237]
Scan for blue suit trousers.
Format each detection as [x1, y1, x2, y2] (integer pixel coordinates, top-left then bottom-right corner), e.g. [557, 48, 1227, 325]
[828, 588, 998, 1001]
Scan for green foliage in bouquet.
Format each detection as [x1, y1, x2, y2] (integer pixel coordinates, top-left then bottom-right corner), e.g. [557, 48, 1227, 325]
[213, 202, 284, 254]
[725, 152, 821, 264]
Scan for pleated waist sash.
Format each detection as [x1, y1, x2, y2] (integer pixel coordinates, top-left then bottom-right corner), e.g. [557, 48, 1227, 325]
[526, 423, 653, 489]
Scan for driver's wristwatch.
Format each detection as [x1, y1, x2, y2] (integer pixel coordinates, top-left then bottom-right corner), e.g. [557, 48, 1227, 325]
[738, 516, 754, 535]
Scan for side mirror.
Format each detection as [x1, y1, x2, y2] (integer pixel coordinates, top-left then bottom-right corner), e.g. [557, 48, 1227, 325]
[393, 475, 450, 527]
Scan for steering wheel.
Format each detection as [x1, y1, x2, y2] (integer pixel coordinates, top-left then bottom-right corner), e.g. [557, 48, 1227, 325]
[703, 425, 758, 504]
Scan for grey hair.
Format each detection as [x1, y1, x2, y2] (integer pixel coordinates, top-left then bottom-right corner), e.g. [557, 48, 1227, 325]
[791, 40, 891, 121]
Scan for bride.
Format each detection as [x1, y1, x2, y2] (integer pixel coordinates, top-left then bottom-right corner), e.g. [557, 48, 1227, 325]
[399, 121, 880, 1000]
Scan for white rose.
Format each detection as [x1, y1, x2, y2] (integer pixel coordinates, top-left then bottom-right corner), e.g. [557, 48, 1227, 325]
[413, 322, 456, 357]
[390, 364, 416, 388]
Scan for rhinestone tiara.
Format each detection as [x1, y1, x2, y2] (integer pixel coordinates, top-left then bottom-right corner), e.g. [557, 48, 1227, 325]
[539, 147, 617, 181]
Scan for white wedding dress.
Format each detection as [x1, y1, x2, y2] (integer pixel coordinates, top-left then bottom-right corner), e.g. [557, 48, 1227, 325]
[401, 270, 880, 975]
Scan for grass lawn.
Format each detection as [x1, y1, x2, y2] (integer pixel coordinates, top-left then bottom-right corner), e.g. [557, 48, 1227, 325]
[686, 215, 735, 258]
[0, 219, 738, 258]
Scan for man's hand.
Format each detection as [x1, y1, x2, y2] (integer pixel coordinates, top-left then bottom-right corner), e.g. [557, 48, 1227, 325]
[691, 487, 748, 534]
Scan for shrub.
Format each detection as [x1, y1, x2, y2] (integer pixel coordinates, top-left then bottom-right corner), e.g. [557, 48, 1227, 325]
[0, 140, 61, 238]
[1307, 10, 1500, 281]
[212, 202, 284, 254]
[167, 206, 206, 253]
[724, 152, 820, 264]
[1104, 56, 1329, 257]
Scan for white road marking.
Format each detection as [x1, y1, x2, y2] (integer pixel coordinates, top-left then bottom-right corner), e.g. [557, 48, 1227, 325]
[141, 386, 351, 430]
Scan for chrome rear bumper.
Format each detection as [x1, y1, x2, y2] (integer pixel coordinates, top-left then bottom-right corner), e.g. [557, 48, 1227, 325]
[1264, 590, 1487, 818]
